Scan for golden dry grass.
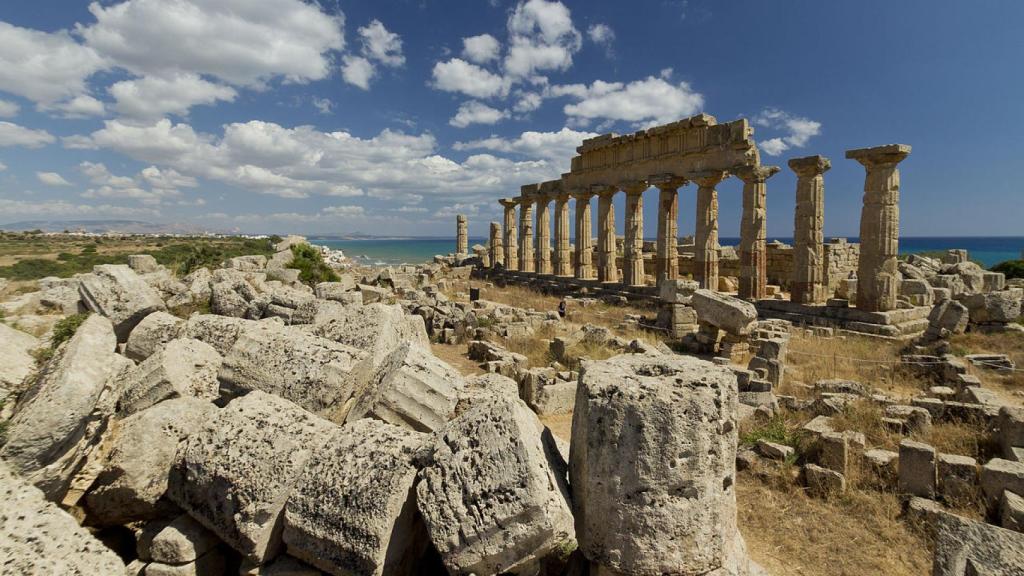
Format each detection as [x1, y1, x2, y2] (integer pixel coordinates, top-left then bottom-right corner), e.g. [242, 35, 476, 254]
[738, 472, 932, 576]
[950, 330, 1024, 404]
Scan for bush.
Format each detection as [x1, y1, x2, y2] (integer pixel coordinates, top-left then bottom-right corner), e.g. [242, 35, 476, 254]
[992, 259, 1024, 279]
[51, 313, 90, 350]
[290, 243, 339, 286]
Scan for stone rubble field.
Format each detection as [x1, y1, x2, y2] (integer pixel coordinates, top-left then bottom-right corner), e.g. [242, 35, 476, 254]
[0, 236, 1022, 576]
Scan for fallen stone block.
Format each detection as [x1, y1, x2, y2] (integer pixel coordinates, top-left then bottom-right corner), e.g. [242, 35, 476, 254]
[937, 453, 978, 504]
[0, 322, 38, 393]
[0, 315, 125, 500]
[756, 440, 794, 461]
[864, 449, 898, 484]
[997, 406, 1024, 460]
[79, 264, 167, 341]
[692, 289, 757, 335]
[347, 342, 463, 432]
[961, 291, 1022, 324]
[0, 460, 125, 574]
[804, 463, 846, 498]
[315, 277, 357, 300]
[224, 255, 267, 271]
[219, 326, 372, 421]
[981, 458, 1024, 510]
[899, 440, 937, 499]
[150, 513, 221, 565]
[182, 314, 258, 355]
[313, 303, 430, 367]
[417, 394, 574, 575]
[925, 299, 969, 339]
[168, 391, 339, 564]
[359, 284, 389, 304]
[930, 503, 1024, 575]
[531, 380, 577, 416]
[570, 354, 752, 576]
[85, 398, 218, 525]
[145, 547, 226, 576]
[128, 254, 160, 274]
[283, 419, 429, 576]
[818, 431, 849, 475]
[117, 339, 222, 416]
[1001, 490, 1024, 533]
[125, 311, 185, 362]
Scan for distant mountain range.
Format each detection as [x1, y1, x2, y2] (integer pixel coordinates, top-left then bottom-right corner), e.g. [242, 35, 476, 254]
[0, 219, 211, 234]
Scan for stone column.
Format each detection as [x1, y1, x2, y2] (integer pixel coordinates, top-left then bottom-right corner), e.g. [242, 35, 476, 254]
[574, 191, 595, 280]
[519, 199, 535, 273]
[500, 199, 518, 270]
[535, 195, 552, 275]
[693, 171, 726, 290]
[456, 214, 468, 255]
[554, 193, 572, 277]
[735, 166, 780, 301]
[847, 144, 911, 312]
[489, 222, 503, 267]
[596, 187, 618, 283]
[651, 175, 687, 286]
[787, 156, 831, 304]
[622, 182, 647, 287]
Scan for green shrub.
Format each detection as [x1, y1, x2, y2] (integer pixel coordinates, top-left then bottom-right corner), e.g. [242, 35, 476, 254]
[992, 259, 1024, 279]
[51, 313, 90, 349]
[740, 413, 800, 448]
[290, 243, 339, 286]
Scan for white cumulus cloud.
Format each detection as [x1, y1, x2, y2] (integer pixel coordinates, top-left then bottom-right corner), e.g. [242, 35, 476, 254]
[0, 100, 21, 118]
[753, 108, 822, 156]
[453, 127, 598, 164]
[0, 122, 56, 148]
[431, 58, 509, 99]
[449, 101, 509, 128]
[560, 76, 704, 126]
[462, 34, 501, 64]
[341, 55, 376, 90]
[109, 73, 236, 118]
[36, 171, 72, 186]
[358, 20, 404, 67]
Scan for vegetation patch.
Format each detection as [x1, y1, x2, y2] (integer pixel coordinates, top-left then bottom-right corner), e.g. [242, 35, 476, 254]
[290, 243, 340, 286]
[992, 259, 1024, 278]
[51, 313, 90, 350]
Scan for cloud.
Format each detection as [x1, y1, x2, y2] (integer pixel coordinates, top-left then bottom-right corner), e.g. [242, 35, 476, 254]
[0, 162, 7, 171]
[341, 55, 375, 90]
[753, 108, 822, 156]
[52, 95, 106, 118]
[587, 23, 615, 57]
[431, 58, 509, 98]
[0, 22, 107, 107]
[449, 101, 509, 128]
[559, 75, 704, 126]
[109, 73, 236, 118]
[78, 0, 345, 87]
[0, 122, 56, 148]
[312, 97, 334, 114]
[36, 171, 72, 186]
[462, 34, 501, 64]
[79, 117, 564, 202]
[0, 198, 160, 219]
[504, 0, 582, 78]
[78, 161, 194, 204]
[453, 126, 598, 164]
[0, 100, 20, 118]
[322, 205, 365, 217]
[358, 20, 404, 67]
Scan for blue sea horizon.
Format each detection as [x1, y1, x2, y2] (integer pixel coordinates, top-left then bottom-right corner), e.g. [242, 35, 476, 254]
[311, 235, 1024, 269]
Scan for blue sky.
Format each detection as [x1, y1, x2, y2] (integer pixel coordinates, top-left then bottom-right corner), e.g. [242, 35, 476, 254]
[0, 0, 1021, 237]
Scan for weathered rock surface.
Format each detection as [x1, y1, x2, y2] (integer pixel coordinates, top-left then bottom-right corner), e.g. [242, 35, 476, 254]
[125, 311, 185, 361]
[0, 322, 38, 393]
[927, 501, 1024, 575]
[961, 291, 1023, 324]
[150, 513, 221, 565]
[84, 398, 218, 525]
[219, 326, 371, 420]
[925, 299, 969, 340]
[416, 394, 575, 575]
[313, 303, 430, 367]
[168, 391, 339, 564]
[117, 339, 222, 415]
[692, 289, 757, 335]
[347, 341, 464, 432]
[283, 419, 429, 576]
[570, 353, 752, 576]
[0, 461, 125, 575]
[0, 315, 125, 500]
[182, 314, 257, 355]
[78, 264, 167, 341]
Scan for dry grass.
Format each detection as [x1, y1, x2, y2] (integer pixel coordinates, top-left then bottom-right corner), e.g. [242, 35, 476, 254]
[950, 330, 1024, 404]
[738, 472, 932, 576]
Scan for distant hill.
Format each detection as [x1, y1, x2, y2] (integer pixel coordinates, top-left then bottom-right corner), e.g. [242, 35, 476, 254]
[0, 220, 211, 234]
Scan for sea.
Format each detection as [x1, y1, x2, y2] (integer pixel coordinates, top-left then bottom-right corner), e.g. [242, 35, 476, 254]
[311, 236, 1024, 269]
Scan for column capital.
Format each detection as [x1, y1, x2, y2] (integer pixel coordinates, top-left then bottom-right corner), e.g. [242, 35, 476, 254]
[591, 184, 617, 198]
[691, 169, 727, 188]
[787, 155, 831, 177]
[499, 197, 518, 208]
[649, 173, 688, 190]
[845, 144, 911, 167]
[618, 181, 648, 196]
[734, 165, 781, 183]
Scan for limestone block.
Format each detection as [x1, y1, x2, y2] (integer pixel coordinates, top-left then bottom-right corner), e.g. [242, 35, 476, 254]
[961, 291, 1022, 324]
[899, 440, 937, 498]
[210, 282, 250, 318]
[659, 278, 699, 304]
[417, 394, 574, 575]
[925, 299, 969, 339]
[182, 314, 257, 355]
[125, 311, 186, 362]
[864, 449, 898, 484]
[756, 440, 794, 461]
[570, 354, 748, 576]
[313, 303, 431, 367]
[128, 254, 160, 274]
[0, 461, 126, 575]
[981, 458, 1024, 509]
[531, 380, 577, 415]
[144, 548, 226, 576]
[347, 342, 463, 432]
[168, 391, 340, 564]
[219, 326, 372, 421]
[930, 504, 1024, 575]
[0, 315, 123, 500]
[983, 272, 1006, 292]
[0, 323, 38, 393]
[937, 452, 978, 503]
[818, 431, 849, 475]
[804, 463, 846, 497]
[182, 267, 213, 301]
[150, 514, 221, 564]
[243, 555, 324, 575]
[283, 419, 429, 576]
[225, 255, 267, 271]
[79, 264, 167, 341]
[359, 284, 389, 304]
[268, 249, 295, 270]
[315, 277, 357, 300]
[117, 339, 222, 415]
[1002, 490, 1024, 532]
[85, 398, 218, 525]
[275, 235, 307, 252]
[692, 289, 757, 335]
[998, 406, 1024, 460]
